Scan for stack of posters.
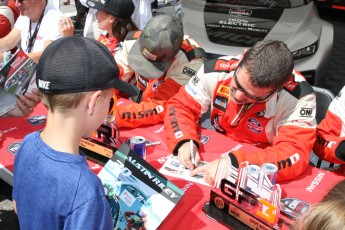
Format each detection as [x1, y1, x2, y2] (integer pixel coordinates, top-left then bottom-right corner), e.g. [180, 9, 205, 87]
[0, 49, 37, 116]
[98, 144, 184, 230]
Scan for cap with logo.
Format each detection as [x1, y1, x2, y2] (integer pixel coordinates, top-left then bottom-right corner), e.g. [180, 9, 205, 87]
[128, 15, 183, 79]
[86, 0, 135, 19]
[36, 36, 138, 96]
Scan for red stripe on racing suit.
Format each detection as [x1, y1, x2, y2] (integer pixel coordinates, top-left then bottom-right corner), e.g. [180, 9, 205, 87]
[164, 56, 316, 182]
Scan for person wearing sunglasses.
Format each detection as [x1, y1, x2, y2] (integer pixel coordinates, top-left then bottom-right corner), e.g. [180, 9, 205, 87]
[86, 0, 138, 55]
[164, 40, 317, 185]
[0, 0, 65, 117]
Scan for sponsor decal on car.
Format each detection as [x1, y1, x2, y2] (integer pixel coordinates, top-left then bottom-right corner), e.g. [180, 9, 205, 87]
[229, 8, 252, 16]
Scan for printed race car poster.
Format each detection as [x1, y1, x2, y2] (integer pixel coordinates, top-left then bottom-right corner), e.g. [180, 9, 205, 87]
[0, 49, 37, 116]
[98, 144, 184, 230]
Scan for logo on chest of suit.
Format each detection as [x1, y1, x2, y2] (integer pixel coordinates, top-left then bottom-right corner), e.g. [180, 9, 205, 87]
[152, 80, 163, 92]
[7, 142, 21, 155]
[182, 67, 196, 77]
[137, 75, 148, 88]
[28, 115, 47, 126]
[214, 96, 228, 111]
[246, 118, 263, 134]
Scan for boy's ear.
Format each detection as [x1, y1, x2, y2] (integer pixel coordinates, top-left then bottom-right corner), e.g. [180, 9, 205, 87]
[88, 91, 102, 116]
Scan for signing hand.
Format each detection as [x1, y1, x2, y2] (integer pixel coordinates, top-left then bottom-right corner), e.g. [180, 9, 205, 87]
[5, 88, 41, 117]
[177, 141, 201, 170]
[190, 154, 233, 187]
[189, 159, 220, 186]
[58, 16, 75, 37]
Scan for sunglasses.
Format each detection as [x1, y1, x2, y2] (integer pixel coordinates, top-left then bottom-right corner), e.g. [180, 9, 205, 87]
[232, 68, 276, 102]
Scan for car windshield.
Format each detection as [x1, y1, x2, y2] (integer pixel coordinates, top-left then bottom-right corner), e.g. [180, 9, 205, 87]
[206, 0, 311, 8]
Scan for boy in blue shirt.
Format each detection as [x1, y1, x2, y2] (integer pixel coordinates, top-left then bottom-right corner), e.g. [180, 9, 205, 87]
[12, 36, 137, 229]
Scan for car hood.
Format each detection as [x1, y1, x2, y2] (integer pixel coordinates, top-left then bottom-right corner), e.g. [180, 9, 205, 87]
[180, 0, 322, 55]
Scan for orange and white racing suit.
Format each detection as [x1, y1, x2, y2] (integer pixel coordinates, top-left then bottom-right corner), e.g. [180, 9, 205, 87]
[313, 86, 345, 165]
[164, 56, 317, 182]
[113, 31, 206, 128]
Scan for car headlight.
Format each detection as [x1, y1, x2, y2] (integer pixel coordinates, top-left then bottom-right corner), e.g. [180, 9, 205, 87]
[292, 42, 318, 60]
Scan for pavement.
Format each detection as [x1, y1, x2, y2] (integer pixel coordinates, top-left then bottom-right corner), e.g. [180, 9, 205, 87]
[0, 3, 345, 230]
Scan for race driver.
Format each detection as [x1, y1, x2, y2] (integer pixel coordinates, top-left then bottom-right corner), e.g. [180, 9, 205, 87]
[313, 85, 345, 168]
[112, 14, 206, 128]
[164, 40, 317, 184]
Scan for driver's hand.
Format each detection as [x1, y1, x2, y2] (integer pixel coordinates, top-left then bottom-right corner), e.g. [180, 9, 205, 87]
[177, 141, 201, 170]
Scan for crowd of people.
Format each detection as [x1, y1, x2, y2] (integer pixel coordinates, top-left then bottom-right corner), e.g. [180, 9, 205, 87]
[1, 0, 344, 229]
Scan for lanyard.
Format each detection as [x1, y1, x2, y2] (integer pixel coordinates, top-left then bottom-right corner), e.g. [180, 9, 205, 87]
[26, 8, 45, 53]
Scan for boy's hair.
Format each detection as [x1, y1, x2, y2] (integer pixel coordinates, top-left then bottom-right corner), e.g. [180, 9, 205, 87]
[40, 92, 86, 113]
[293, 180, 345, 230]
[238, 40, 294, 90]
[36, 36, 138, 97]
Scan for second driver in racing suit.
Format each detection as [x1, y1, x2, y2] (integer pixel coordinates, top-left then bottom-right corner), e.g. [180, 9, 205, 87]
[164, 40, 316, 184]
[112, 14, 206, 128]
[313, 85, 345, 167]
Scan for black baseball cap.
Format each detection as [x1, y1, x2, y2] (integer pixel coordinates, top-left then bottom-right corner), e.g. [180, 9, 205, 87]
[86, 0, 135, 19]
[128, 15, 183, 79]
[36, 36, 138, 96]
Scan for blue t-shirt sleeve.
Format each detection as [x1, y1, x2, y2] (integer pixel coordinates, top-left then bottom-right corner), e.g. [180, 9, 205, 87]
[64, 196, 113, 230]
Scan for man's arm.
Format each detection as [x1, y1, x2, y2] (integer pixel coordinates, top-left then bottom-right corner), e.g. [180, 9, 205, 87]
[0, 27, 20, 60]
[115, 78, 181, 128]
[115, 45, 205, 128]
[3, 88, 41, 117]
[164, 64, 215, 168]
[313, 87, 345, 164]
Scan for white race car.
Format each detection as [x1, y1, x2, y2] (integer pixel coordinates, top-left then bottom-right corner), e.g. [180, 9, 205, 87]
[175, 0, 333, 85]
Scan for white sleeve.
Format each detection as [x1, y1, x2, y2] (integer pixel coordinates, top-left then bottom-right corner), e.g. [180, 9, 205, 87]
[79, 0, 89, 7]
